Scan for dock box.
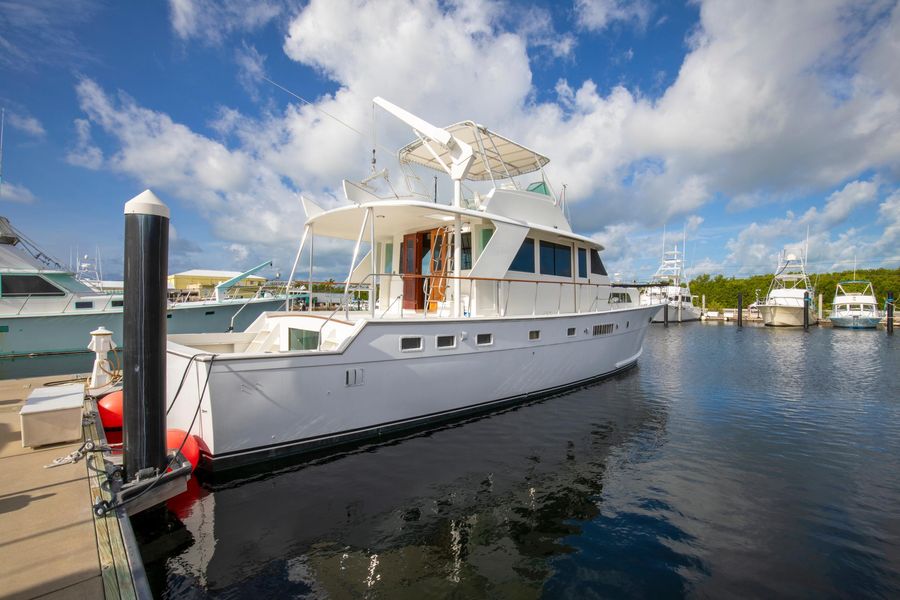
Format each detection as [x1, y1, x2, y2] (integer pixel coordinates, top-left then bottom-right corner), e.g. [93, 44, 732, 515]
[19, 383, 85, 448]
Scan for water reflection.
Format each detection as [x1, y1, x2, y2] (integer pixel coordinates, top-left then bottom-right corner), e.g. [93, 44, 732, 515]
[135, 371, 676, 598]
[135, 325, 900, 598]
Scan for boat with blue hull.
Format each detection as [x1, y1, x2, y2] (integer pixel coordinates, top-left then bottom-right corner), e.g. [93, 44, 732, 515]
[0, 216, 292, 378]
[829, 280, 882, 329]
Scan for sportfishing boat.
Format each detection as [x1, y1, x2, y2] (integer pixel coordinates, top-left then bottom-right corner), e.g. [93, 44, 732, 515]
[757, 248, 816, 327]
[639, 231, 700, 323]
[829, 280, 881, 329]
[165, 97, 659, 471]
[0, 217, 292, 378]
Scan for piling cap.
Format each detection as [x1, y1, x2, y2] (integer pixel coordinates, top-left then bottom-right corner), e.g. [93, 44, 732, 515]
[124, 190, 170, 219]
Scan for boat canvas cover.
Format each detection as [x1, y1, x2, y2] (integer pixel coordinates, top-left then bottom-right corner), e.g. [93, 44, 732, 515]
[398, 122, 549, 181]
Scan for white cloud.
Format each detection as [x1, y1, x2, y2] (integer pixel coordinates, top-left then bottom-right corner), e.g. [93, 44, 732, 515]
[575, 0, 652, 32]
[7, 112, 45, 138]
[0, 0, 98, 71]
[66, 118, 104, 169]
[73, 78, 303, 244]
[720, 179, 896, 274]
[168, 0, 283, 45]
[235, 43, 266, 98]
[1, 181, 37, 204]
[71, 0, 900, 276]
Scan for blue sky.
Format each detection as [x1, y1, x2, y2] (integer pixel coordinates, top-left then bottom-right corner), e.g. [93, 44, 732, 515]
[1, 0, 898, 281]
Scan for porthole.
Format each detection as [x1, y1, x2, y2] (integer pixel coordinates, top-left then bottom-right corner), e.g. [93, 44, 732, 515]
[75, 301, 93, 309]
[528, 330, 540, 341]
[436, 334, 456, 349]
[567, 327, 576, 337]
[400, 336, 423, 352]
[476, 333, 493, 346]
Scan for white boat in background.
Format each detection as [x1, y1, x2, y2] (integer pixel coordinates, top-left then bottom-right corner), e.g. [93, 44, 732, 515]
[829, 280, 881, 329]
[166, 97, 657, 471]
[0, 217, 293, 378]
[757, 247, 816, 327]
[639, 231, 700, 323]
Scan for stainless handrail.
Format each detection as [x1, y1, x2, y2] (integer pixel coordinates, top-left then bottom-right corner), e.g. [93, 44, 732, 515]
[305, 272, 639, 350]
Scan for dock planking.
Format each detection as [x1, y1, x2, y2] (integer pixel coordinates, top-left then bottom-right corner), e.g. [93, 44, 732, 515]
[0, 375, 147, 600]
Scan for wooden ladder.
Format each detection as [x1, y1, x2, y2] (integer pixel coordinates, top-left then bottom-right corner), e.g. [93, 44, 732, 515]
[427, 227, 451, 312]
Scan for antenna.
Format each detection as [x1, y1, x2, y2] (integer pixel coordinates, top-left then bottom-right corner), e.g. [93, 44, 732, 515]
[0, 108, 5, 202]
[661, 224, 667, 263]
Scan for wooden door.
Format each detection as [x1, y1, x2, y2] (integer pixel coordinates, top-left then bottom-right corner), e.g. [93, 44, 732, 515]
[401, 233, 424, 310]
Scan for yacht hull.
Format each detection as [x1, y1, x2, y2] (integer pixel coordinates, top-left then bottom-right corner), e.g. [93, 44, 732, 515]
[759, 305, 815, 327]
[0, 297, 287, 379]
[829, 315, 881, 329]
[166, 306, 658, 471]
[649, 303, 701, 323]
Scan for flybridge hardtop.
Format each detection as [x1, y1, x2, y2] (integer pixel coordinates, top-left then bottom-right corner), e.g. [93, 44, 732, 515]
[398, 120, 550, 182]
[164, 96, 659, 471]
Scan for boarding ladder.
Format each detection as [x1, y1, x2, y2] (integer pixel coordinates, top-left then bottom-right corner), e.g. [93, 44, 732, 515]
[426, 226, 451, 312]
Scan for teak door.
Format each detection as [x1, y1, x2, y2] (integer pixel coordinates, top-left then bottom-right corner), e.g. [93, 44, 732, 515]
[400, 232, 424, 310]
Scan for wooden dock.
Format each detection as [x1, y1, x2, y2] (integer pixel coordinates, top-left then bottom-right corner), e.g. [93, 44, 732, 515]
[0, 376, 148, 600]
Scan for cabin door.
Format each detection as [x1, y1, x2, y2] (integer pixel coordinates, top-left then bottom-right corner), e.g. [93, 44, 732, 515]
[401, 233, 425, 310]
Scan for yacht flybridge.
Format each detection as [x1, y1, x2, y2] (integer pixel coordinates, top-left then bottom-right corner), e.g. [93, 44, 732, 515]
[639, 232, 700, 323]
[758, 248, 817, 327]
[166, 97, 659, 471]
[829, 281, 881, 329]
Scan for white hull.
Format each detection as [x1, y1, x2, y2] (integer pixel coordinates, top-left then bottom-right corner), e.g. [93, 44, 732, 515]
[167, 306, 657, 470]
[649, 303, 701, 323]
[0, 297, 288, 379]
[759, 305, 815, 327]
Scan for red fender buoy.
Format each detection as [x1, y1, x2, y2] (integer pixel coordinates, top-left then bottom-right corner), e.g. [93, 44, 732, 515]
[97, 390, 124, 429]
[166, 428, 201, 472]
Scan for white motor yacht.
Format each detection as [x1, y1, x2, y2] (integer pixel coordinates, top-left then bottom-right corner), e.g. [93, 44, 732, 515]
[165, 97, 659, 471]
[758, 248, 816, 327]
[829, 280, 881, 329]
[639, 233, 700, 323]
[0, 217, 292, 378]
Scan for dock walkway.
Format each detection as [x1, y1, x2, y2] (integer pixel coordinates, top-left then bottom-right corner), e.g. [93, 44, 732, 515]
[0, 376, 145, 600]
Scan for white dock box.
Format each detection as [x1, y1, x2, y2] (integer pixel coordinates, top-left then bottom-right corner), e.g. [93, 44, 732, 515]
[19, 383, 85, 448]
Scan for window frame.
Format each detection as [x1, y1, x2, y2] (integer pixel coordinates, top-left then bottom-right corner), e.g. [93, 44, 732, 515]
[0, 274, 66, 297]
[435, 334, 457, 350]
[509, 238, 535, 273]
[399, 336, 424, 352]
[476, 333, 493, 346]
[528, 329, 541, 341]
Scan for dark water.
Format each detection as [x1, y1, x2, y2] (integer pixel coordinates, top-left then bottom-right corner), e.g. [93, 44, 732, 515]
[134, 324, 900, 598]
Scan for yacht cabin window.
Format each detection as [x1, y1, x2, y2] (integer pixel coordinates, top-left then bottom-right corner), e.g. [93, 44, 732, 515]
[528, 329, 540, 340]
[476, 333, 493, 346]
[510, 238, 535, 273]
[578, 248, 587, 278]
[400, 336, 423, 352]
[0, 274, 65, 297]
[539, 241, 571, 277]
[436, 335, 456, 349]
[590, 249, 607, 276]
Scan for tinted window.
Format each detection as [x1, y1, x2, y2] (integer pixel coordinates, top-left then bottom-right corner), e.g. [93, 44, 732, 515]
[1, 275, 65, 297]
[578, 248, 587, 278]
[476, 333, 492, 345]
[590, 249, 608, 276]
[461, 232, 472, 270]
[510, 238, 534, 273]
[400, 336, 422, 351]
[528, 329, 540, 340]
[436, 334, 455, 348]
[539, 241, 571, 277]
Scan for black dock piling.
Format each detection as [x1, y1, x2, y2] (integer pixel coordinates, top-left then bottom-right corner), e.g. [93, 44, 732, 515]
[803, 292, 810, 330]
[123, 190, 170, 481]
[888, 291, 894, 334]
[737, 293, 743, 328]
[664, 302, 669, 326]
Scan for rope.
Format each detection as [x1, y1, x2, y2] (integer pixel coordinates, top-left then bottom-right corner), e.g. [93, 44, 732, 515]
[93, 355, 216, 516]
